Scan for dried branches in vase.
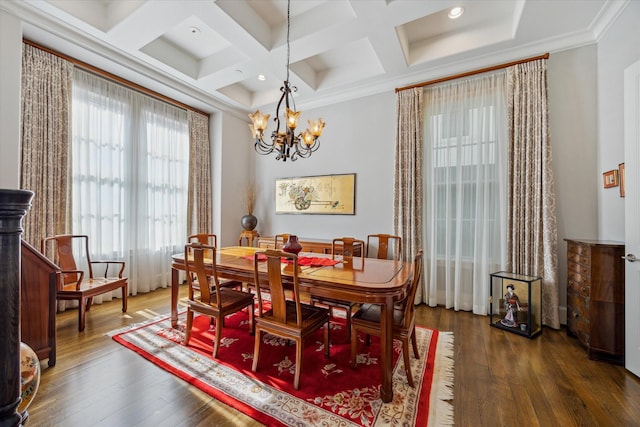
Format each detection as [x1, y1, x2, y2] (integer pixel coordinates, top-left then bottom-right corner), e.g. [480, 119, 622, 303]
[241, 185, 257, 231]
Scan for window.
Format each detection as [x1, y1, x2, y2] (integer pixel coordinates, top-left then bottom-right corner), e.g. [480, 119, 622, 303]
[72, 69, 189, 293]
[423, 72, 508, 312]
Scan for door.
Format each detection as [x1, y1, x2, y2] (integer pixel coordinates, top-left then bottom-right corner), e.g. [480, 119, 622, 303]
[624, 59, 640, 377]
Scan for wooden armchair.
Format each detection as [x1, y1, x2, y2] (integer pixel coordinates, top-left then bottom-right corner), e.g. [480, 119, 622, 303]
[41, 234, 128, 332]
[310, 237, 365, 341]
[252, 250, 330, 390]
[366, 234, 402, 260]
[183, 243, 255, 358]
[351, 250, 424, 387]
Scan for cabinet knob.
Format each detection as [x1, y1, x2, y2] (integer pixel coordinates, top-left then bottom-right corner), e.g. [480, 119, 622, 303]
[581, 287, 587, 293]
[573, 311, 579, 318]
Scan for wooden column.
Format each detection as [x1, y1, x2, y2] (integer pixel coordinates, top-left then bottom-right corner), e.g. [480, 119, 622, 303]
[0, 189, 34, 427]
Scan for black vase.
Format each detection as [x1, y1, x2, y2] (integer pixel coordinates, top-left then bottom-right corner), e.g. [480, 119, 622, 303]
[241, 214, 257, 231]
[282, 235, 302, 255]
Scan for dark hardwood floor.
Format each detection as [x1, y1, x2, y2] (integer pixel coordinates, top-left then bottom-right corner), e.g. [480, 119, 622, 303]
[25, 285, 640, 427]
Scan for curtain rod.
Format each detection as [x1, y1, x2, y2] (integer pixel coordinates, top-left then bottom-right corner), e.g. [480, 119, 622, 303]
[23, 39, 210, 117]
[395, 52, 550, 93]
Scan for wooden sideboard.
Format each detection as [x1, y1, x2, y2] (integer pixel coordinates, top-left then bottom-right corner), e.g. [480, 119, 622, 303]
[565, 239, 625, 364]
[256, 236, 362, 255]
[21, 239, 58, 366]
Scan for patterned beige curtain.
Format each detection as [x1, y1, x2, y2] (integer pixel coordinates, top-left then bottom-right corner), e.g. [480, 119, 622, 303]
[506, 59, 560, 329]
[20, 43, 74, 248]
[187, 110, 213, 235]
[393, 88, 424, 295]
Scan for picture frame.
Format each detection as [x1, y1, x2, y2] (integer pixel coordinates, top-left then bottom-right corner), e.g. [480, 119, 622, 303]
[275, 173, 356, 215]
[603, 169, 619, 188]
[619, 163, 625, 197]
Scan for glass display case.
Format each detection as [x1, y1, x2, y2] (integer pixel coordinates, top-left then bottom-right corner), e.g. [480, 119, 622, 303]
[490, 271, 542, 338]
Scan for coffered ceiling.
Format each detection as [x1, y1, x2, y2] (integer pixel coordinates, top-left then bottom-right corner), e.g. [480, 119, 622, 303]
[2, 0, 629, 114]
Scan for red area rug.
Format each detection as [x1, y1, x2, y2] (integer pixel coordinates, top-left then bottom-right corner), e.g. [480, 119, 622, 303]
[111, 308, 453, 426]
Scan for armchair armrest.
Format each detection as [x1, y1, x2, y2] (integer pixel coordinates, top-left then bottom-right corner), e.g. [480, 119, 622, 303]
[91, 260, 126, 278]
[59, 269, 85, 291]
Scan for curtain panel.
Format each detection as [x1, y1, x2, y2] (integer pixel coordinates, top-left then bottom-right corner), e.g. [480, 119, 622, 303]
[506, 59, 560, 329]
[187, 110, 212, 236]
[393, 88, 424, 267]
[421, 72, 509, 312]
[20, 43, 74, 247]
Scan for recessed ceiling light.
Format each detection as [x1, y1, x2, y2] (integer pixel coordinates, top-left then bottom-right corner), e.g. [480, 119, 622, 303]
[188, 26, 200, 34]
[448, 6, 464, 19]
[257, 74, 266, 81]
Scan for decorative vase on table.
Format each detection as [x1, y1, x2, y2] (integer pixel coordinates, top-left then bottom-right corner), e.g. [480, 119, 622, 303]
[241, 214, 257, 231]
[282, 235, 303, 255]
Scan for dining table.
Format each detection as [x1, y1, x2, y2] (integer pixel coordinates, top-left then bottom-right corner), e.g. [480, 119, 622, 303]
[170, 246, 412, 403]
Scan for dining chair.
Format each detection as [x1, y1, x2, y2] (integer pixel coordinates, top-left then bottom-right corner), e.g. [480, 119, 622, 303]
[274, 234, 291, 249]
[350, 250, 424, 387]
[310, 237, 365, 342]
[188, 233, 242, 289]
[331, 237, 365, 257]
[41, 234, 128, 332]
[183, 242, 255, 358]
[252, 249, 330, 390]
[366, 234, 402, 261]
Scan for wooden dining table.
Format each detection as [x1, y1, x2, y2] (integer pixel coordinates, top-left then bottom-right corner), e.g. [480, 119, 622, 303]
[170, 246, 412, 403]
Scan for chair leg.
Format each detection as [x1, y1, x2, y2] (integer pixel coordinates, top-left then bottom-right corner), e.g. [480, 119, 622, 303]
[78, 298, 87, 332]
[294, 338, 303, 390]
[212, 316, 222, 358]
[248, 303, 255, 335]
[184, 309, 194, 346]
[344, 307, 351, 342]
[122, 284, 128, 312]
[403, 338, 415, 388]
[351, 327, 358, 368]
[324, 322, 330, 357]
[411, 327, 420, 358]
[252, 329, 262, 372]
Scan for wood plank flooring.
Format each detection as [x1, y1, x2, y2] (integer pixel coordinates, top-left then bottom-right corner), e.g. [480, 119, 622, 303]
[25, 285, 640, 427]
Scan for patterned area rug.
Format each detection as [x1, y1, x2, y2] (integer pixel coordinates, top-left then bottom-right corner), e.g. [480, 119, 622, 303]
[111, 309, 454, 426]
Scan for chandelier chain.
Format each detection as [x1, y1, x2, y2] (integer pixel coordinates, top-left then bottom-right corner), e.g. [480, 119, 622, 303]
[286, 0, 290, 83]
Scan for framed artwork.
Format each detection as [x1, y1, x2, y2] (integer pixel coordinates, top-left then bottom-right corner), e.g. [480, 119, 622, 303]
[619, 163, 625, 197]
[275, 173, 355, 215]
[603, 169, 619, 188]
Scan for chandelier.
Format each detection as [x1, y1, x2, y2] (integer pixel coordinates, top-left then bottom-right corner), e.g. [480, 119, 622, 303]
[248, 0, 325, 162]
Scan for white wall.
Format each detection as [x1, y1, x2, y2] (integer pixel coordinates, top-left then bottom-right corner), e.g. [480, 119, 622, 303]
[252, 91, 397, 241]
[213, 111, 256, 246]
[0, 10, 22, 189]
[597, 0, 640, 240]
[548, 44, 599, 323]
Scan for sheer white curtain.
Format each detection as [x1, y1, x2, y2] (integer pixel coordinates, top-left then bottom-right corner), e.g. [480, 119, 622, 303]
[72, 69, 189, 297]
[422, 72, 508, 314]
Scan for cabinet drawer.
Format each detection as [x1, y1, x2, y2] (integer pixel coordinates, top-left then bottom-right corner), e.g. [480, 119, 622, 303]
[568, 278, 590, 296]
[568, 242, 590, 257]
[567, 251, 590, 267]
[567, 261, 591, 278]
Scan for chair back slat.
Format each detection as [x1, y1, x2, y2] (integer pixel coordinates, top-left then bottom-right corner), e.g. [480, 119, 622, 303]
[184, 243, 220, 305]
[255, 250, 301, 326]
